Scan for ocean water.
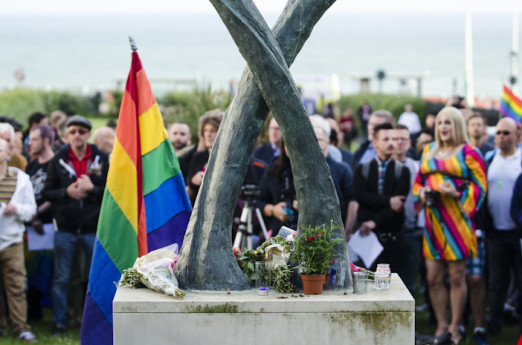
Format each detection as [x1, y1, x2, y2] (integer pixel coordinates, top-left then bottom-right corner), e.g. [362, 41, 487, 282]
[0, 12, 519, 98]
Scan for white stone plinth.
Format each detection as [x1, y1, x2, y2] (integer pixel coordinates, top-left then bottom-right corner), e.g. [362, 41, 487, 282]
[114, 273, 414, 345]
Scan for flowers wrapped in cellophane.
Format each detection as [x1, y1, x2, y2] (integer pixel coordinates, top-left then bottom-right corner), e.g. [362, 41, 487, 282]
[118, 244, 185, 299]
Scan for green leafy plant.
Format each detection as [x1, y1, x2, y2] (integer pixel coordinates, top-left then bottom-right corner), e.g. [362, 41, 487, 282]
[294, 221, 342, 275]
[236, 247, 264, 286]
[256, 235, 294, 254]
[271, 265, 296, 293]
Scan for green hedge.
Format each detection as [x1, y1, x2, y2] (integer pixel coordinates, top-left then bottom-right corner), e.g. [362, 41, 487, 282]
[159, 84, 232, 139]
[0, 88, 98, 124]
[0, 87, 426, 137]
[0, 86, 232, 135]
[338, 93, 426, 134]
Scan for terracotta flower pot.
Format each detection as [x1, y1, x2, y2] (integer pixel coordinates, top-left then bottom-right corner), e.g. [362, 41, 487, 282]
[301, 273, 326, 295]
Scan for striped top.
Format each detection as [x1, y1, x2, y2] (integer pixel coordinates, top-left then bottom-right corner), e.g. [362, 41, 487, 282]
[0, 168, 18, 204]
[413, 143, 487, 260]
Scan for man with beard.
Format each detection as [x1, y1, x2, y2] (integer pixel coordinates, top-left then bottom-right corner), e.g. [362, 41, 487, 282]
[25, 124, 55, 322]
[467, 113, 494, 155]
[353, 123, 410, 273]
[167, 122, 193, 156]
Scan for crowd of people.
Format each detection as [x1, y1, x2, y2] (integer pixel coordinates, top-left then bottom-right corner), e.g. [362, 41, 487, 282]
[0, 99, 519, 344]
[171, 101, 521, 345]
[0, 112, 114, 341]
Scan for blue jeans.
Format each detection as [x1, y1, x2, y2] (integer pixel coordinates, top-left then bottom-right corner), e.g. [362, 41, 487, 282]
[52, 231, 95, 328]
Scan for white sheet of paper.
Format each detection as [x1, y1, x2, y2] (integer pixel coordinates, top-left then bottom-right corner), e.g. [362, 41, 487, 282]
[27, 223, 55, 251]
[347, 230, 383, 269]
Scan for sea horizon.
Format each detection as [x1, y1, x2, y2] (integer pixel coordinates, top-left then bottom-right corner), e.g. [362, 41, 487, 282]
[1, 12, 520, 99]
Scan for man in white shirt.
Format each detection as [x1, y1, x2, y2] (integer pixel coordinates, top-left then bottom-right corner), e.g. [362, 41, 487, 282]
[486, 117, 522, 336]
[397, 104, 421, 137]
[0, 138, 37, 342]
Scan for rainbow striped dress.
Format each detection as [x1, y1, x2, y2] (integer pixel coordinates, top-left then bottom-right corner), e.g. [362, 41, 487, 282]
[413, 143, 487, 261]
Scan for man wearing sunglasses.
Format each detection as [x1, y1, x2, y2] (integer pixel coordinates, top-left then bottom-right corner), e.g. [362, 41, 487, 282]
[484, 117, 522, 337]
[42, 115, 108, 336]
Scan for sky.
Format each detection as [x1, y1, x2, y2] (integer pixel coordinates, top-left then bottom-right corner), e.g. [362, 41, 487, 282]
[1, 0, 520, 16]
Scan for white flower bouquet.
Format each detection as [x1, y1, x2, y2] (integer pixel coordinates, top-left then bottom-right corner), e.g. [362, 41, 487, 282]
[118, 244, 185, 299]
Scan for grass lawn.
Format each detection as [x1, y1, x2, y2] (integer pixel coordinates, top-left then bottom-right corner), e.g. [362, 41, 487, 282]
[1, 308, 79, 344]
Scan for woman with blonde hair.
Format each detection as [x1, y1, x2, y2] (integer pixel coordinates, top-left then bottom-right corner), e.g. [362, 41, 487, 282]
[413, 106, 487, 344]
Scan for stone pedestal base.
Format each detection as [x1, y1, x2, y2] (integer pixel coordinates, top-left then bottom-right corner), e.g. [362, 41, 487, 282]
[114, 273, 414, 345]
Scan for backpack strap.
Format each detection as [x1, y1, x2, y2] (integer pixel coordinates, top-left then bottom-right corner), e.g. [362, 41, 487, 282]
[361, 160, 371, 181]
[393, 160, 404, 180]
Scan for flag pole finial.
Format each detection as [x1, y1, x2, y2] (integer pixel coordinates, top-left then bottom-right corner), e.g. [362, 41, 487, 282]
[129, 37, 138, 52]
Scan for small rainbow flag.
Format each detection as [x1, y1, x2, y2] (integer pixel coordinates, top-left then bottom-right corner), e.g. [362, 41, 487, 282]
[500, 85, 522, 123]
[80, 48, 192, 344]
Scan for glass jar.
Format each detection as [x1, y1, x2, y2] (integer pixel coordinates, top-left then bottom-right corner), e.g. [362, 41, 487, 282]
[375, 263, 391, 290]
[255, 261, 267, 288]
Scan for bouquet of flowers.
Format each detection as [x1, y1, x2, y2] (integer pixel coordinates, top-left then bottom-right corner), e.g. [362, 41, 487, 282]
[349, 261, 375, 280]
[118, 244, 185, 299]
[235, 235, 296, 293]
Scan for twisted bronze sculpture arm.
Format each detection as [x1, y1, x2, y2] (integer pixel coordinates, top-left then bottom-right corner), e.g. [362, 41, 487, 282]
[176, 0, 351, 291]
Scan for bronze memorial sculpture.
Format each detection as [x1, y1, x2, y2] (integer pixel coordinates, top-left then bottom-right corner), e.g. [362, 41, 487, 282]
[175, 0, 352, 291]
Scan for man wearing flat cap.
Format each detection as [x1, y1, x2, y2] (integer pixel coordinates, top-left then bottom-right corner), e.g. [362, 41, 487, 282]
[42, 115, 108, 335]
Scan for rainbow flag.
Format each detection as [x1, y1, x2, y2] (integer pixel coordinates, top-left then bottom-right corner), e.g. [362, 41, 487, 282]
[80, 50, 192, 345]
[500, 85, 522, 123]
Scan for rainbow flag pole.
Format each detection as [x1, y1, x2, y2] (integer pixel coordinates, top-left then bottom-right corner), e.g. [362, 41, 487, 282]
[500, 84, 522, 123]
[80, 37, 192, 345]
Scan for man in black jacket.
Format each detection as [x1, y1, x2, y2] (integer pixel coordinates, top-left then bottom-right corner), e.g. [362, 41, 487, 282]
[42, 115, 108, 335]
[353, 123, 410, 274]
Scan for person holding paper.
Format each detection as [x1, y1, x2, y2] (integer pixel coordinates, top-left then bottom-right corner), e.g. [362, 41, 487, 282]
[0, 138, 37, 342]
[25, 124, 56, 322]
[353, 123, 410, 274]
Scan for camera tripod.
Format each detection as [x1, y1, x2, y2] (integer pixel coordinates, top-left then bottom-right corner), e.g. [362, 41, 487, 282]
[233, 198, 270, 251]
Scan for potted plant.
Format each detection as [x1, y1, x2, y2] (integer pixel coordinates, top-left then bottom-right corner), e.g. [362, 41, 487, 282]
[294, 221, 341, 294]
